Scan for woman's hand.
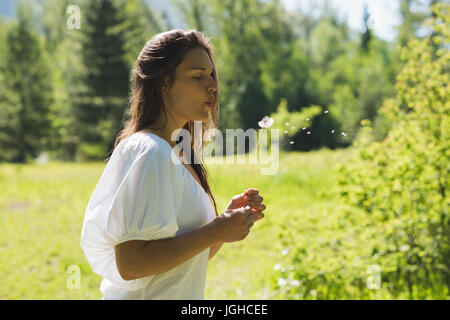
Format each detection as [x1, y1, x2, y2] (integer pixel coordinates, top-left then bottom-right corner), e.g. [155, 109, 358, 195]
[225, 188, 266, 221]
[209, 206, 256, 243]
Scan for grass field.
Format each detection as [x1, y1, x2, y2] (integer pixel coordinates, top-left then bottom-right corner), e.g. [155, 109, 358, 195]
[0, 148, 350, 299]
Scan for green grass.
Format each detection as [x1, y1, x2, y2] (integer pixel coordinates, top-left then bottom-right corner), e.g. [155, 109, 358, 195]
[0, 148, 350, 299]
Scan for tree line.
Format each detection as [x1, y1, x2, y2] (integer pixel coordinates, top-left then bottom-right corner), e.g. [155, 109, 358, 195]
[0, 0, 440, 162]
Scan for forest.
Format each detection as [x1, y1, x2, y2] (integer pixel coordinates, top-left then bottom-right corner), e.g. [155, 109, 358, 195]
[0, 0, 447, 300]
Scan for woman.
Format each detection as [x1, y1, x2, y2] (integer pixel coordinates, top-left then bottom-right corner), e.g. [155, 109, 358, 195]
[80, 29, 266, 300]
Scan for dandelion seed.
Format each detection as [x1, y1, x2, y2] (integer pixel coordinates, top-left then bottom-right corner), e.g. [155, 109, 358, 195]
[324, 110, 329, 114]
[341, 132, 347, 136]
[288, 265, 294, 270]
[306, 118, 310, 121]
[289, 141, 294, 144]
[281, 267, 286, 272]
[281, 248, 289, 256]
[273, 264, 282, 271]
[294, 294, 300, 299]
[331, 130, 335, 134]
[284, 130, 288, 133]
[291, 126, 295, 129]
[236, 288, 243, 296]
[278, 277, 287, 287]
[302, 127, 306, 130]
[307, 131, 311, 134]
[285, 122, 289, 126]
[399, 245, 410, 252]
[310, 289, 317, 296]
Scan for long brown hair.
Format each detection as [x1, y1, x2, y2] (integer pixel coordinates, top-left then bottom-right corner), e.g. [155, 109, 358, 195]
[106, 29, 220, 217]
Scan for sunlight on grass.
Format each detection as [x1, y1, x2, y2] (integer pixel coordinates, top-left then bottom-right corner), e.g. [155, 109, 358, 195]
[0, 148, 348, 299]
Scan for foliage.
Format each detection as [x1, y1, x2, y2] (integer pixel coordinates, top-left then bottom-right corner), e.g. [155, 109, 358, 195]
[0, 0, 436, 160]
[268, 98, 322, 150]
[0, 3, 53, 163]
[208, 0, 294, 131]
[347, 5, 450, 296]
[70, 0, 133, 161]
[273, 2, 449, 299]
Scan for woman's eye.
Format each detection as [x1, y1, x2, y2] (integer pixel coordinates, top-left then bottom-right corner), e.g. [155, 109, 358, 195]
[193, 75, 202, 79]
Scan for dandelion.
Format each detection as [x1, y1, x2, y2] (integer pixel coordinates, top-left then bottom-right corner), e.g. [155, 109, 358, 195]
[259, 116, 274, 128]
[273, 264, 282, 271]
[236, 288, 243, 296]
[285, 122, 289, 126]
[306, 118, 310, 121]
[284, 130, 288, 133]
[249, 116, 274, 186]
[281, 248, 289, 256]
[291, 126, 295, 129]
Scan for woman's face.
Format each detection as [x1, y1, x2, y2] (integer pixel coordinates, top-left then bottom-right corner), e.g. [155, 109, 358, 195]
[163, 47, 218, 125]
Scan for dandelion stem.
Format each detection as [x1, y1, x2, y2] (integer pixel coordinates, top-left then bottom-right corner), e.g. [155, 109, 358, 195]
[248, 129, 261, 187]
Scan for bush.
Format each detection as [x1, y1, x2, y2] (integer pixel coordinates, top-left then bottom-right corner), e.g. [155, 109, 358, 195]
[75, 142, 108, 162]
[274, 3, 449, 299]
[335, 3, 449, 298]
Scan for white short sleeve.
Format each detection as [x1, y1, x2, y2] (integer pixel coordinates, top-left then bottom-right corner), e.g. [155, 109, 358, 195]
[80, 136, 184, 290]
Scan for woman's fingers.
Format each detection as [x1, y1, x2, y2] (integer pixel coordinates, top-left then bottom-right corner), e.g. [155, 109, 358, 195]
[249, 202, 266, 211]
[254, 212, 264, 221]
[244, 188, 259, 197]
[245, 194, 263, 202]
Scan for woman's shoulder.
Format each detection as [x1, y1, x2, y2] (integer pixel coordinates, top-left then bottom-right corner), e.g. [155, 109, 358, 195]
[115, 131, 173, 163]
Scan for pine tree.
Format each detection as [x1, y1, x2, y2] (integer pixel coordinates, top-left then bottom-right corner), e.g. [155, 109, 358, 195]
[71, 0, 131, 160]
[360, 4, 372, 52]
[0, 3, 53, 163]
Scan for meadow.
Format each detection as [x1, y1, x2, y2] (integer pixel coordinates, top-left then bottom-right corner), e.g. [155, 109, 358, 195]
[0, 147, 349, 299]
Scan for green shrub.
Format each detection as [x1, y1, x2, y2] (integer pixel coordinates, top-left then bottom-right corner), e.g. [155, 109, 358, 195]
[75, 142, 107, 162]
[274, 3, 449, 299]
[335, 2, 449, 298]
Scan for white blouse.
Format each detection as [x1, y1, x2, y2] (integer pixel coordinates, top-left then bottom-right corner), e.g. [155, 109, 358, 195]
[80, 132, 216, 300]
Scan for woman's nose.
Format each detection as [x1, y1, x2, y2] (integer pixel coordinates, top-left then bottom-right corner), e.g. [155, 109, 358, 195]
[208, 76, 217, 90]
[208, 84, 217, 95]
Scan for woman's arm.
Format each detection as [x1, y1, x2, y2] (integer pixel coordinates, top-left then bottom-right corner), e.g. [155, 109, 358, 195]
[115, 223, 219, 281]
[209, 242, 224, 260]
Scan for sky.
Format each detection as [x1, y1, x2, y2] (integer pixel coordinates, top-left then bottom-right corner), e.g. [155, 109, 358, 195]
[280, 0, 402, 42]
